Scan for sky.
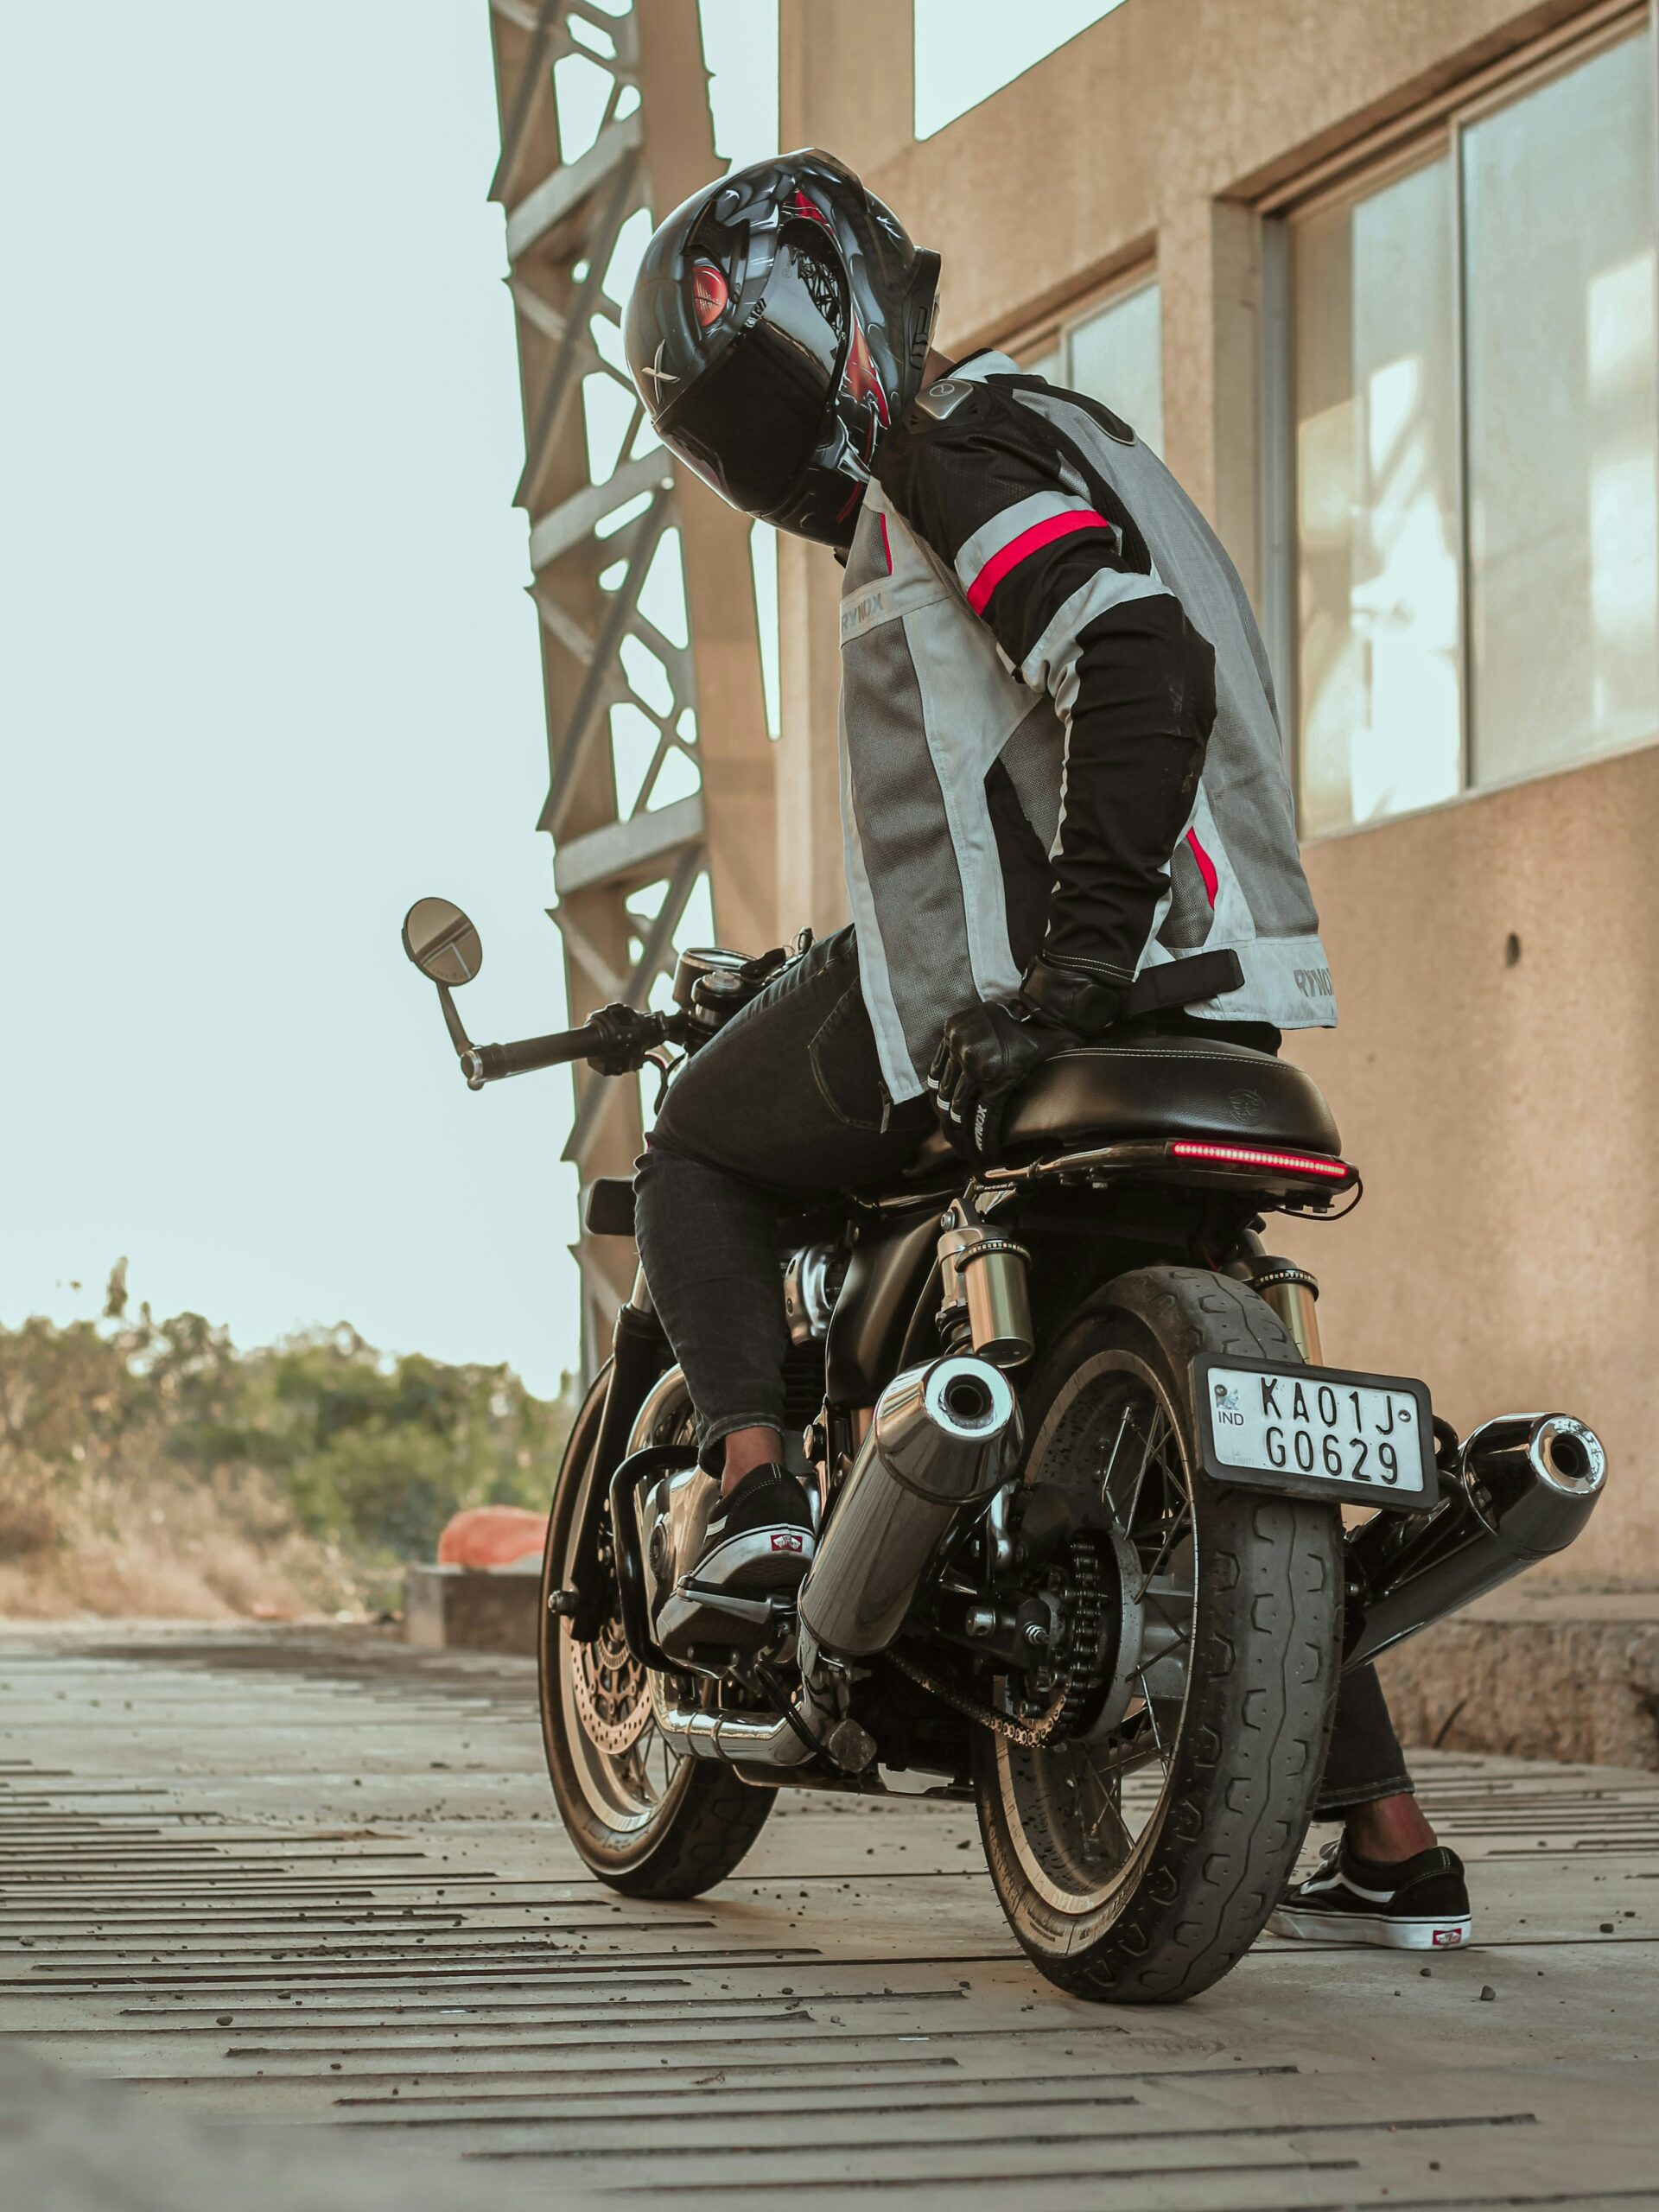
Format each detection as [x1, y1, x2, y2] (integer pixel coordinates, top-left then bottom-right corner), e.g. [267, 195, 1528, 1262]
[913, 1, 1126, 137]
[0, 3, 1119, 1400]
[1, 3, 615, 1394]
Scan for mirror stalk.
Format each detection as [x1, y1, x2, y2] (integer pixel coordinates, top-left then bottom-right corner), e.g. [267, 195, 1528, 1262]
[436, 982, 474, 1060]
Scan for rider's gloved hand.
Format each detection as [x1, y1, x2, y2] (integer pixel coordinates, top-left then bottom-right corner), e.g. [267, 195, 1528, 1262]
[929, 959, 1127, 1166]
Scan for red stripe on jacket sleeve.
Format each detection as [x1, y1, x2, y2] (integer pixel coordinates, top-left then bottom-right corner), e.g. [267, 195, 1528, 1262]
[1185, 826, 1219, 907]
[965, 508, 1112, 615]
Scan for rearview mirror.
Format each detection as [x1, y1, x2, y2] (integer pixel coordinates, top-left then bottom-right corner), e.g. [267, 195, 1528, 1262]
[402, 897, 482, 986]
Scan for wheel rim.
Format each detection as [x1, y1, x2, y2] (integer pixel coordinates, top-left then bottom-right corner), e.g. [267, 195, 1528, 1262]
[994, 1349, 1198, 1919]
[555, 1384, 692, 1836]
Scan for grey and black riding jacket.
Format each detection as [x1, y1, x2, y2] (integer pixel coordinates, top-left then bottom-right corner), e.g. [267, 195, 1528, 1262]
[839, 348, 1337, 1104]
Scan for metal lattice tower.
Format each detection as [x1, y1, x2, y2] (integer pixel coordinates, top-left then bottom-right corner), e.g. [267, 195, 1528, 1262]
[486, 0, 775, 1370]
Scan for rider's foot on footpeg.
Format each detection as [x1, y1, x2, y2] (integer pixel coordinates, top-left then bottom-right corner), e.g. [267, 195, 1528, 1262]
[686, 1463, 816, 1599]
[655, 1465, 816, 1662]
[1268, 1838, 1471, 1949]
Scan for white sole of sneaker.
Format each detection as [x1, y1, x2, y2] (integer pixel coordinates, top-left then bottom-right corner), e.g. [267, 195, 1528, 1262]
[690, 1525, 815, 1592]
[1268, 1905, 1472, 1949]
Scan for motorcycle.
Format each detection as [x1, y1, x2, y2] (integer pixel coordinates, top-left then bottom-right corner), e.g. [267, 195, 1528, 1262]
[403, 894, 1607, 2004]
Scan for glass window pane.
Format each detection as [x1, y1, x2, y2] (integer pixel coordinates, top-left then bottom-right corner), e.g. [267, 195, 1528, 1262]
[1066, 283, 1164, 456]
[1293, 159, 1462, 838]
[1464, 32, 1659, 787]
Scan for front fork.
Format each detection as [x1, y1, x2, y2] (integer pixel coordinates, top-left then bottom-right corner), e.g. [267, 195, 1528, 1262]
[566, 1265, 672, 1643]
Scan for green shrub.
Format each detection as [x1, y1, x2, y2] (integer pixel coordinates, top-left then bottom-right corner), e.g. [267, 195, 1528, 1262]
[0, 1262, 576, 1611]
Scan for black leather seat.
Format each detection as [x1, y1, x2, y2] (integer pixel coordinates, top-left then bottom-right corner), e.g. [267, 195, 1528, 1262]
[911, 1036, 1341, 1171]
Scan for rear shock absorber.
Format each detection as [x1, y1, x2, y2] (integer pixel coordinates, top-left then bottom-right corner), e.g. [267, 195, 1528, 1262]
[1235, 1249, 1324, 1365]
[935, 1198, 1033, 1367]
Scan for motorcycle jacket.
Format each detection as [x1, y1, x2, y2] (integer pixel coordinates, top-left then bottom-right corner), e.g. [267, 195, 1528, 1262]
[841, 350, 1338, 1103]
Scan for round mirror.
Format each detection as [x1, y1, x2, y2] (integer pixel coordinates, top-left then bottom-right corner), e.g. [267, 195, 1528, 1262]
[402, 897, 482, 986]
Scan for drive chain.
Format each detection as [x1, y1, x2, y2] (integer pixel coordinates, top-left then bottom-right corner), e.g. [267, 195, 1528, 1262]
[890, 1535, 1109, 1751]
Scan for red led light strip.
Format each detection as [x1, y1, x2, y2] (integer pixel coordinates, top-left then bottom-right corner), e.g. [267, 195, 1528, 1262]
[1167, 1141, 1351, 1180]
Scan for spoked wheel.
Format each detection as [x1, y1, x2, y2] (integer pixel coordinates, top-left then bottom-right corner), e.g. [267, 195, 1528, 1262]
[976, 1268, 1342, 2003]
[538, 1368, 774, 1897]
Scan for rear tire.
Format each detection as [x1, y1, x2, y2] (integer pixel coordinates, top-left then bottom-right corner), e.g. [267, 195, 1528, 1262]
[976, 1267, 1341, 2003]
[537, 1368, 774, 1898]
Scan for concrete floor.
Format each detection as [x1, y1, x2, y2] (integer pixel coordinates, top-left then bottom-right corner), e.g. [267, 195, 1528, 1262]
[3, 1623, 1657, 2210]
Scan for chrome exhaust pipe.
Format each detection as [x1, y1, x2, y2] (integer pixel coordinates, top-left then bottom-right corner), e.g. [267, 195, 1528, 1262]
[1344, 1412, 1605, 1671]
[798, 1354, 1021, 1659]
[650, 1658, 875, 1774]
[650, 1678, 820, 1767]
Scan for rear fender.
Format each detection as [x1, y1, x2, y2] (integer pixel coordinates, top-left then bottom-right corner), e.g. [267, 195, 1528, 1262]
[824, 1207, 946, 1406]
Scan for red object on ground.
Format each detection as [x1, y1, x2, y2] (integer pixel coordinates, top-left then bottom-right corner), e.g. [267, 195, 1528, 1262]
[436, 1505, 548, 1570]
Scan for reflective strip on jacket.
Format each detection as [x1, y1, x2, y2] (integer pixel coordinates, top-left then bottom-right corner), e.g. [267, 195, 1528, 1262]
[838, 348, 1337, 1104]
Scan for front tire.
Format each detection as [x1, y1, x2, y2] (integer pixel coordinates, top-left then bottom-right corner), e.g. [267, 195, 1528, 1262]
[537, 1368, 774, 1898]
[976, 1268, 1341, 2003]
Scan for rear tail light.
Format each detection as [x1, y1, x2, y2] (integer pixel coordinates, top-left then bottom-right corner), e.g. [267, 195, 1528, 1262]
[1167, 1141, 1351, 1182]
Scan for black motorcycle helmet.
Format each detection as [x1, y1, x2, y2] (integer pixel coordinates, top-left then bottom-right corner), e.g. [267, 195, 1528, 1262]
[624, 149, 940, 551]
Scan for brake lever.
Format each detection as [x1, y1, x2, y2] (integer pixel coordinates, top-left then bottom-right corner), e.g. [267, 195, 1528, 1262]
[644, 1047, 677, 1113]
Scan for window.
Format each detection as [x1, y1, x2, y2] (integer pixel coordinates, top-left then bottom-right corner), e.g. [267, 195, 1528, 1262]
[1294, 160, 1460, 836]
[1027, 279, 1164, 457]
[1287, 25, 1659, 838]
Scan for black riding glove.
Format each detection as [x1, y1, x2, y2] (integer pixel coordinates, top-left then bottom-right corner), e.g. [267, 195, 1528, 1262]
[929, 959, 1128, 1167]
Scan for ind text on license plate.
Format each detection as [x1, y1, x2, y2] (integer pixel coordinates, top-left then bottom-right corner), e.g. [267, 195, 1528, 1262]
[1194, 1356, 1438, 1510]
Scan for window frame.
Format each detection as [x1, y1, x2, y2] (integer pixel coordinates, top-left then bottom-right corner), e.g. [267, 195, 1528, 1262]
[1006, 262, 1161, 405]
[1262, 1, 1659, 841]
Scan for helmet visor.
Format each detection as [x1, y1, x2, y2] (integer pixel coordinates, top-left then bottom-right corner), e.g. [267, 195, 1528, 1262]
[656, 233, 848, 518]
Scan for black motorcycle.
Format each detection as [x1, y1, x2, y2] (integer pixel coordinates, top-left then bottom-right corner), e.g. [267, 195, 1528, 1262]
[404, 896, 1606, 2004]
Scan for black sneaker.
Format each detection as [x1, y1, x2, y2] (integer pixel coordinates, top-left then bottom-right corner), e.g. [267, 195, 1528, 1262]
[1268, 1838, 1472, 1950]
[653, 1465, 816, 1659]
[687, 1463, 815, 1596]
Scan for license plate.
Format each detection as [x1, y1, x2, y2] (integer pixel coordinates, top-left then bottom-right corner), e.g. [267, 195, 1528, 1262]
[1194, 1355, 1438, 1510]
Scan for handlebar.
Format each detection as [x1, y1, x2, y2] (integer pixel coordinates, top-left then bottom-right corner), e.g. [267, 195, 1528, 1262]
[461, 1024, 601, 1085]
[458, 1003, 678, 1090]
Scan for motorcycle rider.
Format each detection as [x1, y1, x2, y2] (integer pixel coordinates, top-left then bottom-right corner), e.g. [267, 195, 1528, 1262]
[622, 150, 1470, 1949]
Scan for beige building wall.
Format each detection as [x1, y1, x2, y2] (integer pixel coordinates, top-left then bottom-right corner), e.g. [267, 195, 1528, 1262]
[776, 0, 1657, 1581]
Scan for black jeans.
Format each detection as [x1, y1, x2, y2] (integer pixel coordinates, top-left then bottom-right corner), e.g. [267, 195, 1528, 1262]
[636, 927, 933, 1471]
[633, 922, 1411, 1815]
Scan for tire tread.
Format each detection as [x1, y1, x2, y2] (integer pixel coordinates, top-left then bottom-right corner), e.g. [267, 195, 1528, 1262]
[978, 1266, 1341, 2004]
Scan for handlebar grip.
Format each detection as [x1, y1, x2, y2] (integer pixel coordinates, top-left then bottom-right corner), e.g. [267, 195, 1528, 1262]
[464, 1025, 600, 1083]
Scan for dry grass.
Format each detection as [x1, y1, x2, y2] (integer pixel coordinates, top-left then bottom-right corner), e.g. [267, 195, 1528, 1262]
[0, 1464, 348, 1622]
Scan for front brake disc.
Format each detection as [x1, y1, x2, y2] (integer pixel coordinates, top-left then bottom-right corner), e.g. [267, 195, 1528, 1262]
[569, 1613, 654, 1754]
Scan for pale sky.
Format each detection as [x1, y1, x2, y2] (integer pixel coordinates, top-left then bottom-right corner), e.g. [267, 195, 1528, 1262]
[0, 3, 1121, 1398]
[3, 3, 618, 1394]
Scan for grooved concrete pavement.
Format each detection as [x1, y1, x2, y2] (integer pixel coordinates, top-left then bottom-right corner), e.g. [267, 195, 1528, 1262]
[3, 1621, 1658, 2209]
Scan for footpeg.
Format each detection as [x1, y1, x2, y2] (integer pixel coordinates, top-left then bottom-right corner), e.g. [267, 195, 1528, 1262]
[671, 1582, 791, 1627]
[654, 1580, 793, 1662]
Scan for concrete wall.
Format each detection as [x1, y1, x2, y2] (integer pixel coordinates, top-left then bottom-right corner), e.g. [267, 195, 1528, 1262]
[1287, 747, 1659, 1584]
[775, 0, 1657, 1579]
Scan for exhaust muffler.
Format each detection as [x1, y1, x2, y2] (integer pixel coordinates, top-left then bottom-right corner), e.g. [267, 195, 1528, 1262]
[1344, 1411, 1606, 1671]
[652, 1353, 1020, 1774]
[798, 1353, 1021, 1659]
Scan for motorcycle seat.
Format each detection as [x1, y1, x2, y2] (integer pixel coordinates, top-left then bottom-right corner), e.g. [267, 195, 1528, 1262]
[908, 1037, 1341, 1172]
